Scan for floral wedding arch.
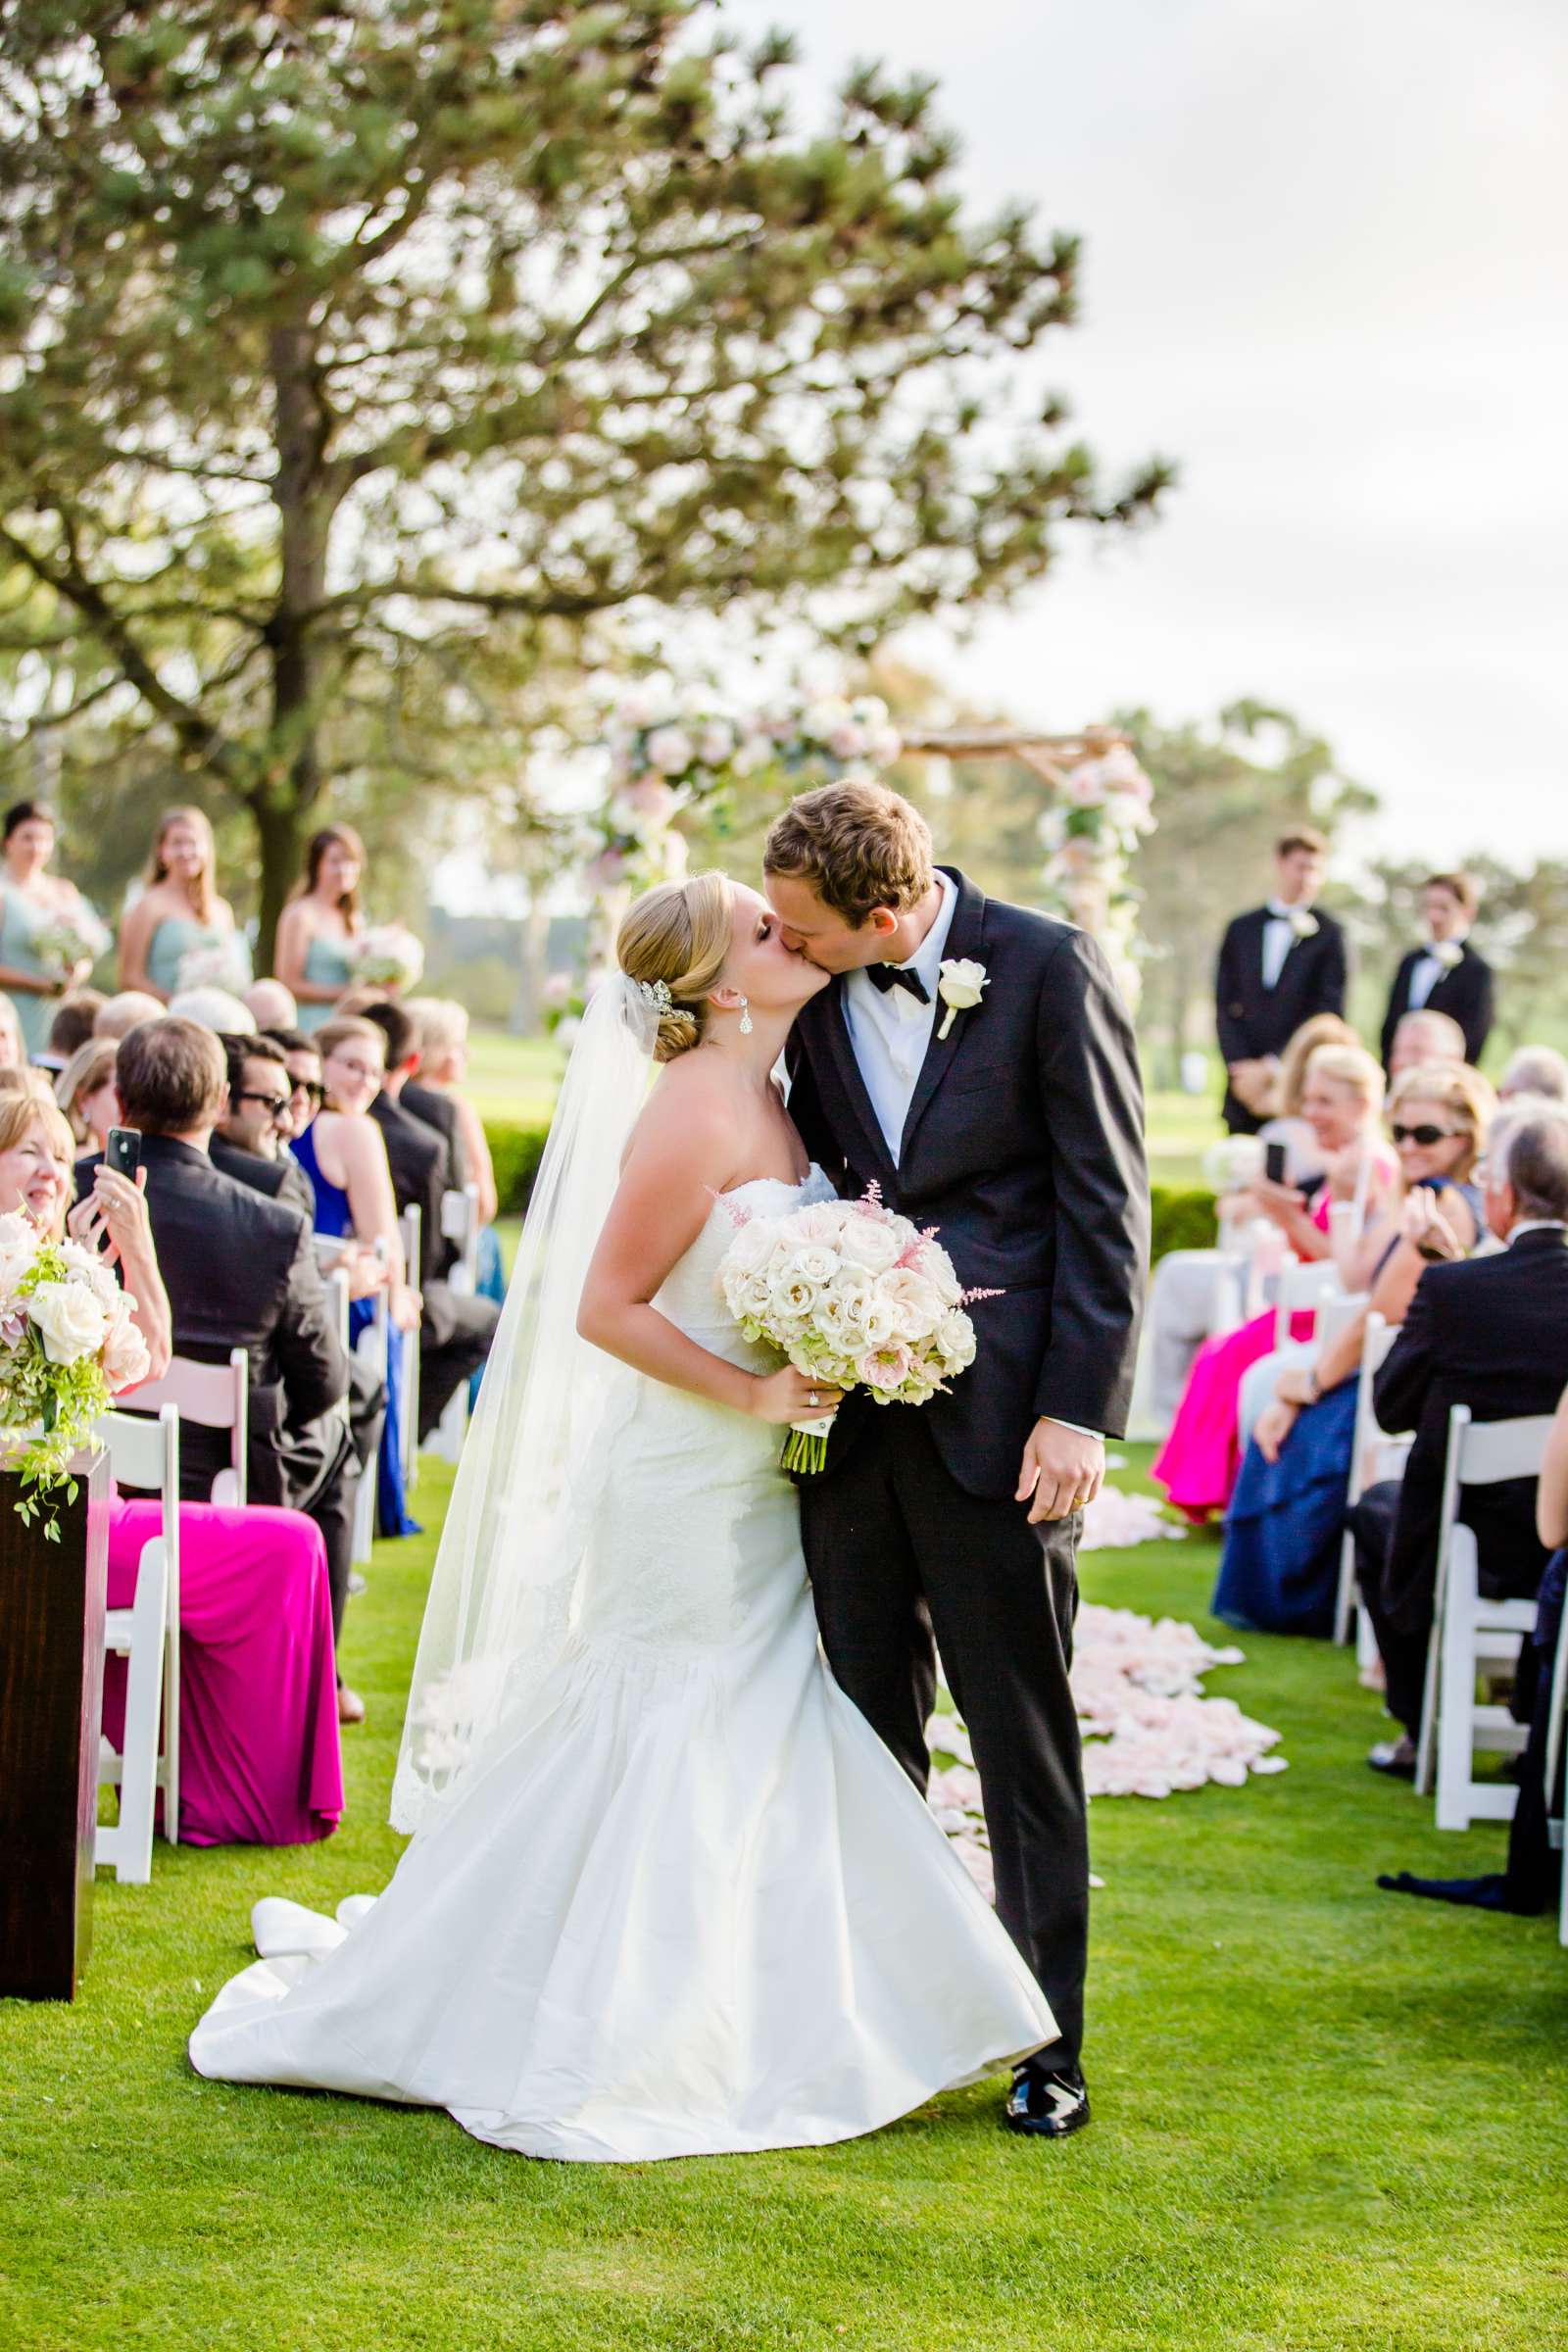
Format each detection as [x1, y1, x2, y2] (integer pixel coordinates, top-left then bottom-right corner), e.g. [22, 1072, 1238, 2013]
[581, 684, 1155, 1006]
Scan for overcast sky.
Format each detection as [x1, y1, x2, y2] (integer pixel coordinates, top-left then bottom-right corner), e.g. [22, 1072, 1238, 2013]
[754, 0, 1568, 868]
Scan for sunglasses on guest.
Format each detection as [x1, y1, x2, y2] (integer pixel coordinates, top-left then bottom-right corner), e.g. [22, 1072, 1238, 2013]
[235, 1087, 294, 1123]
[287, 1077, 326, 1106]
[1391, 1121, 1461, 1147]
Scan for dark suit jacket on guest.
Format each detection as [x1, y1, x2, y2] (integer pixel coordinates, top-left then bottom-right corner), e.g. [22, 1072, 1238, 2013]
[786, 868, 1150, 1500]
[1214, 905, 1348, 1132]
[402, 1080, 469, 1194]
[210, 1132, 318, 1225]
[1379, 940, 1494, 1071]
[76, 1135, 350, 1507]
[1372, 1226, 1568, 1635]
[368, 1091, 450, 1286]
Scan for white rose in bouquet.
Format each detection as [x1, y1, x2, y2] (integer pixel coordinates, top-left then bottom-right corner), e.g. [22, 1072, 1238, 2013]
[0, 1211, 40, 1293]
[101, 1298, 151, 1391]
[838, 1214, 903, 1275]
[27, 1279, 109, 1366]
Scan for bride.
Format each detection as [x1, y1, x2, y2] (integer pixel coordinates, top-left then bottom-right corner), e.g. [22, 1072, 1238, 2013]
[189, 872, 1055, 2161]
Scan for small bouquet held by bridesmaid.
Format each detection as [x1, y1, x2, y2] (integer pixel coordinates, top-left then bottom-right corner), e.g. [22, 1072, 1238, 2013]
[717, 1186, 985, 1472]
[32, 906, 113, 979]
[0, 1211, 149, 1531]
[350, 922, 425, 991]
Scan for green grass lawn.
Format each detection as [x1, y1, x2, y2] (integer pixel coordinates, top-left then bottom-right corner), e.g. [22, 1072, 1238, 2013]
[3, 1451, 1565, 2350]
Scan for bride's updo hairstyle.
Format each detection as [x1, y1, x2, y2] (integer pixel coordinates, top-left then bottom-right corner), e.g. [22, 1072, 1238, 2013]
[616, 872, 732, 1062]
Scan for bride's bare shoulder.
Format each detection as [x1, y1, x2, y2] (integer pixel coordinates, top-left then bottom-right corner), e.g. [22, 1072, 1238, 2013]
[619, 1055, 741, 1190]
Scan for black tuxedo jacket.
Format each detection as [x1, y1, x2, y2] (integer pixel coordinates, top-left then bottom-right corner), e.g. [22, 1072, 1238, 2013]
[76, 1134, 350, 1506]
[1379, 941, 1494, 1071]
[368, 1091, 451, 1286]
[1372, 1227, 1568, 1634]
[1215, 906, 1348, 1128]
[785, 870, 1150, 1499]
[210, 1132, 318, 1225]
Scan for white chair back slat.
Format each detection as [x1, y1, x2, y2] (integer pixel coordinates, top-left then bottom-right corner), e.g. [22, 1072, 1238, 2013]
[117, 1348, 246, 1507]
[396, 1205, 420, 1492]
[94, 1404, 180, 1880]
[1542, 1595, 1568, 1948]
[1272, 1257, 1345, 1352]
[1416, 1404, 1553, 1821]
[440, 1184, 481, 1293]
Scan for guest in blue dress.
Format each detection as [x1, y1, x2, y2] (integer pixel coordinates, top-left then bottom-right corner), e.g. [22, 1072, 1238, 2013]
[1214, 1064, 1494, 1637]
[274, 825, 367, 1034]
[289, 1013, 422, 1540]
[119, 808, 251, 1004]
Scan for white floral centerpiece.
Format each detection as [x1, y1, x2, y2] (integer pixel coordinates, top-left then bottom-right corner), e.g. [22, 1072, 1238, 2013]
[350, 923, 425, 992]
[32, 906, 113, 979]
[717, 1185, 986, 1473]
[0, 1211, 150, 1533]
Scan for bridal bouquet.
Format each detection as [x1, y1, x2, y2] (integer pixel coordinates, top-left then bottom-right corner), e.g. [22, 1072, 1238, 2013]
[32, 906, 112, 979]
[351, 922, 425, 991]
[717, 1187, 983, 1472]
[0, 1212, 150, 1533]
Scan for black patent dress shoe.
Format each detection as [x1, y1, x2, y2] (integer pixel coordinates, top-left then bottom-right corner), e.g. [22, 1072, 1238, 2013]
[1004, 2065, 1091, 2138]
[1368, 1736, 1417, 1779]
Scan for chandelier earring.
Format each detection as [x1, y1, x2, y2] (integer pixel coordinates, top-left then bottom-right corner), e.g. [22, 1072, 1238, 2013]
[738, 996, 754, 1036]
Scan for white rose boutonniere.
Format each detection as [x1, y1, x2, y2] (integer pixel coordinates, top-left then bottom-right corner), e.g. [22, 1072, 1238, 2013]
[1432, 939, 1463, 970]
[937, 956, 989, 1040]
[1287, 909, 1319, 942]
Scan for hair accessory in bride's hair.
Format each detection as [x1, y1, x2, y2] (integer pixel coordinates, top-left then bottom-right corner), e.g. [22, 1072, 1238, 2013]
[636, 977, 674, 1015]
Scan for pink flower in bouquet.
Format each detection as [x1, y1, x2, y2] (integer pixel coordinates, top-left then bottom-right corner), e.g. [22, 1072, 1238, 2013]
[102, 1298, 151, 1391]
[857, 1341, 912, 1394]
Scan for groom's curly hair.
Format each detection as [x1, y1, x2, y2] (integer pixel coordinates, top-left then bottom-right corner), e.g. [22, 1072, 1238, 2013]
[763, 778, 934, 928]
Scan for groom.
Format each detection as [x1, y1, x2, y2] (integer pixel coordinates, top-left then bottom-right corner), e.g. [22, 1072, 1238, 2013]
[764, 778, 1149, 2139]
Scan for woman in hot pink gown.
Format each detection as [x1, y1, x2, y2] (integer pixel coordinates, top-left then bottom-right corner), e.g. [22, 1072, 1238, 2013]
[1154, 1045, 1394, 1520]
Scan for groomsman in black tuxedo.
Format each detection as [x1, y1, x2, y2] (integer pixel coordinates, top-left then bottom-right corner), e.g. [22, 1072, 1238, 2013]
[1214, 828, 1348, 1133]
[1379, 871, 1494, 1074]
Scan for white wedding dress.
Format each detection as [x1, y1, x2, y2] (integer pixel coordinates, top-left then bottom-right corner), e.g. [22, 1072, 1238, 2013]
[188, 1169, 1055, 2161]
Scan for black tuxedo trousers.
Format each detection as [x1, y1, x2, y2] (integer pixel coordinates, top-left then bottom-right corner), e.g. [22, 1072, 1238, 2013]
[803, 1410, 1087, 2072]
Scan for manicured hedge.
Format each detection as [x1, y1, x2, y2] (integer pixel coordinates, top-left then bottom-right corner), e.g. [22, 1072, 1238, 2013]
[487, 1114, 1218, 1266]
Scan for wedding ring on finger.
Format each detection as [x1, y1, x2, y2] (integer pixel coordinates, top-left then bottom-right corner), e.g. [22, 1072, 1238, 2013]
[808, 1390, 819, 1407]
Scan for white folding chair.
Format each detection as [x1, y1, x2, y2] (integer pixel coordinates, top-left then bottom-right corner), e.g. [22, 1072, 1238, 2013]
[425, 1186, 482, 1464]
[1335, 1312, 1406, 1643]
[1272, 1257, 1345, 1351]
[94, 1404, 180, 1884]
[118, 1349, 248, 1506]
[348, 1282, 390, 1563]
[1416, 1404, 1553, 1827]
[1543, 1590, 1568, 1948]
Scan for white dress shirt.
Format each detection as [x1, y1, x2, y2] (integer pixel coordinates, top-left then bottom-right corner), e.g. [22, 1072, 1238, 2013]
[842, 870, 957, 1166]
[1260, 901, 1299, 991]
[1407, 932, 1465, 1011]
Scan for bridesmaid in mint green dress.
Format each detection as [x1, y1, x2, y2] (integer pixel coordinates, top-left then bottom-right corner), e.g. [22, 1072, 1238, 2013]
[119, 807, 251, 1006]
[273, 824, 367, 1034]
[0, 799, 105, 1058]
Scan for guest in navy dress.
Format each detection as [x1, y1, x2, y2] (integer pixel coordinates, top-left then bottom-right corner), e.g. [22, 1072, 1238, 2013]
[1213, 1063, 1494, 1637]
[291, 1014, 422, 1540]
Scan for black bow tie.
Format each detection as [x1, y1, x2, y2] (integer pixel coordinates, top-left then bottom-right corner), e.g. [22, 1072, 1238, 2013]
[866, 962, 930, 1005]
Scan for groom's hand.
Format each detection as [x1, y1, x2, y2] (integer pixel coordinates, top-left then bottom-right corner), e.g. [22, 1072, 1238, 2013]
[1016, 1419, 1104, 1524]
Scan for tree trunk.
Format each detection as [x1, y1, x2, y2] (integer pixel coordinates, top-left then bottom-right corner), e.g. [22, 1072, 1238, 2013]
[252, 798, 307, 977]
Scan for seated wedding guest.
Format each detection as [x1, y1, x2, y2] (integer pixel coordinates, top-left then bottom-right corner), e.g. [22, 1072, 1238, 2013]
[1145, 1011, 1357, 1431]
[213, 1032, 318, 1220]
[167, 983, 254, 1034]
[1387, 1006, 1465, 1083]
[0, 1062, 62, 1103]
[1153, 1044, 1393, 1519]
[403, 997, 482, 1206]
[41, 988, 106, 1071]
[0, 991, 24, 1068]
[291, 1013, 420, 1538]
[358, 998, 500, 1438]
[1215, 827, 1348, 1134]
[1348, 1099, 1568, 1775]
[1375, 1397, 1566, 1916]
[94, 989, 165, 1041]
[118, 806, 251, 1003]
[1498, 1044, 1568, 1103]
[84, 1017, 369, 1722]
[54, 1036, 120, 1152]
[244, 977, 298, 1031]
[1213, 1064, 1492, 1636]
[264, 1025, 326, 1133]
[0, 1093, 344, 1846]
[1379, 872, 1494, 1074]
